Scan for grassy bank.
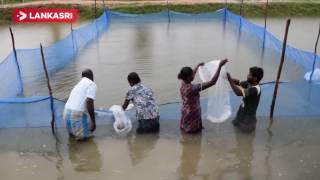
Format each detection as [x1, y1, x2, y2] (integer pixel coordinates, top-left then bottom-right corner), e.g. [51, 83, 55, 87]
[1, 2, 320, 24]
[1, 0, 36, 4]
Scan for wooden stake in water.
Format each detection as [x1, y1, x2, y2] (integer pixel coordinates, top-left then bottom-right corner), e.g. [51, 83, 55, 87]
[9, 27, 24, 96]
[223, 8, 227, 33]
[309, 24, 320, 82]
[270, 19, 291, 122]
[239, 0, 244, 16]
[261, 0, 269, 58]
[102, 0, 106, 9]
[94, 0, 97, 18]
[264, 0, 269, 29]
[70, 23, 76, 52]
[40, 43, 56, 135]
[166, 0, 171, 23]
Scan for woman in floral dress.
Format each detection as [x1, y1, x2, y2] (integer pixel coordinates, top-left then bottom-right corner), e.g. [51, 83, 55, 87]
[177, 59, 228, 133]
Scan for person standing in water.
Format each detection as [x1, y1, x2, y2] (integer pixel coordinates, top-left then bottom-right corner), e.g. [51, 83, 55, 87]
[226, 67, 264, 133]
[177, 59, 228, 133]
[122, 72, 160, 133]
[64, 69, 97, 141]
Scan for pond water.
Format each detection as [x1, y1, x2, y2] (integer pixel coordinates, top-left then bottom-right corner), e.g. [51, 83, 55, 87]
[0, 17, 319, 107]
[0, 118, 320, 180]
[0, 15, 319, 180]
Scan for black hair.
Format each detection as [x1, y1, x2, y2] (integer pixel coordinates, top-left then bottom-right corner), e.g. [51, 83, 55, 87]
[127, 72, 141, 85]
[82, 69, 94, 81]
[250, 66, 264, 83]
[178, 67, 193, 83]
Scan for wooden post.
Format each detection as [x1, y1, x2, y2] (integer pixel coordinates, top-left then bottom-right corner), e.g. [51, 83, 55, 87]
[270, 19, 291, 121]
[238, 0, 244, 32]
[261, 0, 269, 57]
[239, 0, 244, 16]
[223, 7, 227, 33]
[40, 43, 56, 135]
[309, 24, 320, 82]
[70, 23, 78, 53]
[166, 0, 170, 23]
[70, 23, 76, 52]
[9, 27, 24, 96]
[102, 0, 106, 9]
[264, 0, 269, 29]
[94, 0, 97, 18]
[94, 0, 99, 37]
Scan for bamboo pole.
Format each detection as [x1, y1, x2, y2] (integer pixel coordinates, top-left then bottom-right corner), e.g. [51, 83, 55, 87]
[261, 0, 269, 57]
[223, 0, 227, 35]
[166, 0, 170, 23]
[264, 0, 269, 29]
[40, 43, 56, 135]
[309, 24, 320, 82]
[94, 0, 97, 18]
[270, 19, 291, 121]
[223, 8, 227, 33]
[94, 0, 99, 37]
[239, 0, 244, 16]
[102, 0, 106, 9]
[70, 23, 76, 52]
[9, 27, 24, 96]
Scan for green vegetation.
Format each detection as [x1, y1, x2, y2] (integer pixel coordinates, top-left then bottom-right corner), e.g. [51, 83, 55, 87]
[1, 0, 38, 4]
[112, 3, 320, 17]
[1, 2, 320, 24]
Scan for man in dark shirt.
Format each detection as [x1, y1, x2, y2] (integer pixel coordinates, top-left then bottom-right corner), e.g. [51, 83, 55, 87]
[227, 67, 264, 133]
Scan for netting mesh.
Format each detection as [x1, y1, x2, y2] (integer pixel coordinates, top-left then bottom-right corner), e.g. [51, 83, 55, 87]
[0, 97, 63, 128]
[225, 10, 319, 72]
[0, 52, 23, 98]
[0, 8, 319, 128]
[2, 10, 109, 98]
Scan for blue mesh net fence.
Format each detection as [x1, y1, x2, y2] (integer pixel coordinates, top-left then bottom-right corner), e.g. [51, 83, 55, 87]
[0, 8, 319, 128]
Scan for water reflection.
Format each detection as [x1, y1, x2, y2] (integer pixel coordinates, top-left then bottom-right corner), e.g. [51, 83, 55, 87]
[234, 131, 255, 180]
[215, 130, 255, 180]
[127, 133, 159, 166]
[55, 140, 64, 180]
[177, 133, 202, 180]
[68, 138, 102, 172]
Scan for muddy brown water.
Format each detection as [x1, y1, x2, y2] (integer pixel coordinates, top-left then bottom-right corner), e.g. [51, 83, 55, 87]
[0, 17, 319, 107]
[0, 118, 320, 180]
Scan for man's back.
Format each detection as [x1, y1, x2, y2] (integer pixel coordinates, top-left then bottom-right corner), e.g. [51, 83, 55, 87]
[65, 77, 97, 112]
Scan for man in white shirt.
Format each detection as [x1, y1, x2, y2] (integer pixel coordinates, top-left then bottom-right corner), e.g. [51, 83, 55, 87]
[64, 69, 97, 141]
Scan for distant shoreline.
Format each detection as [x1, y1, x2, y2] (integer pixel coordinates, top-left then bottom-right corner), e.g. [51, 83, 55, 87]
[1, 2, 320, 24]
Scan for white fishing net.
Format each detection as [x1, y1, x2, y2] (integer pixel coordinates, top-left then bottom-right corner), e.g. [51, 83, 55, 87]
[110, 105, 132, 136]
[198, 60, 232, 123]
